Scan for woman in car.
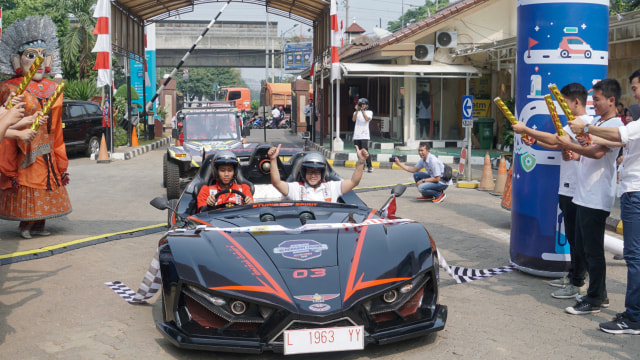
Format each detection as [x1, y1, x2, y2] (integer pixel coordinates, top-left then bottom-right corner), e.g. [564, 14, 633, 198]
[197, 151, 253, 212]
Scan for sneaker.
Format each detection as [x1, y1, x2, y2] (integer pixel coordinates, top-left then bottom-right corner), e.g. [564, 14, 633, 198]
[20, 230, 31, 239]
[565, 301, 601, 315]
[30, 230, 51, 236]
[367, 167, 374, 173]
[432, 192, 446, 203]
[417, 196, 434, 200]
[549, 276, 570, 288]
[600, 312, 640, 335]
[613, 254, 624, 260]
[551, 284, 580, 299]
[576, 294, 610, 308]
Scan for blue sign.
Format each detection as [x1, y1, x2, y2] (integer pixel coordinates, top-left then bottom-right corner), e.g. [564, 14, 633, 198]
[462, 95, 473, 120]
[512, 0, 608, 276]
[130, 50, 158, 122]
[284, 42, 312, 70]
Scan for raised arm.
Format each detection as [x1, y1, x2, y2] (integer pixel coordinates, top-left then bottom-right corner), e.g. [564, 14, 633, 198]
[341, 145, 368, 194]
[268, 144, 289, 196]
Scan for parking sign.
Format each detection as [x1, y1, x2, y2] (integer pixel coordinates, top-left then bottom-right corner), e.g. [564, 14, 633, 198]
[462, 95, 474, 127]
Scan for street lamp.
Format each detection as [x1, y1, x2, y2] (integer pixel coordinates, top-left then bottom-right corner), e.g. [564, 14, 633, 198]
[280, 24, 299, 82]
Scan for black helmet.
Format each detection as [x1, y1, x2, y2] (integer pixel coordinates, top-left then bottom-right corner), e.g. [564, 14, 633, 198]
[298, 152, 327, 183]
[212, 150, 239, 182]
[357, 98, 369, 106]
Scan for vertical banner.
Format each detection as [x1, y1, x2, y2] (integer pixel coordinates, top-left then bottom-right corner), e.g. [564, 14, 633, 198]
[130, 24, 157, 118]
[513, 0, 609, 276]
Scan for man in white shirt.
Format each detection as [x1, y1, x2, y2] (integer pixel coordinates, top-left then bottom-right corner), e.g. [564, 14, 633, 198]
[557, 79, 624, 316]
[304, 99, 312, 133]
[512, 83, 592, 300]
[352, 98, 374, 172]
[268, 144, 369, 202]
[566, 70, 640, 335]
[394, 142, 452, 203]
[271, 106, 280, 129]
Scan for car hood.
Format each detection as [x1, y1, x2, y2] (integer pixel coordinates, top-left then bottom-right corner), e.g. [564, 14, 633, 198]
[166, 218, 433, 315]
[183, 140, 244, 155]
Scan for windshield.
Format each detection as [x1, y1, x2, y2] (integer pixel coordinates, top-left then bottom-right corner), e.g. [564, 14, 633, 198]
[183, 112, 239, 141]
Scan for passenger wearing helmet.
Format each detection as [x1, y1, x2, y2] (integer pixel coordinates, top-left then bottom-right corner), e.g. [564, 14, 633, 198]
[352, 98, 374, 172]
[267, 144, 370, 202]
[197, 151, 253, 212]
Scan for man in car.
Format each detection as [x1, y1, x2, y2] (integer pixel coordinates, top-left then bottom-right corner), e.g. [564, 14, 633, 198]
[197, 151, 253, 212]
[267, 144, 369, 202]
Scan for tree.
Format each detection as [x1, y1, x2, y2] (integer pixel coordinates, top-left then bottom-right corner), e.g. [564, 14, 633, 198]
[610, 0, 640, 14]
[46, 0, 97, 80]
[158, 67, 248, 101]
[386, 1, 450, 33]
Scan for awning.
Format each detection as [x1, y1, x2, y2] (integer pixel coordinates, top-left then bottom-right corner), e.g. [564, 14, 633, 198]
[339, 63, 482, 78]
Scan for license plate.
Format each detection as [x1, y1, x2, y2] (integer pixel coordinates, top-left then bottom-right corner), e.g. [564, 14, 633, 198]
[284, 325, 364, 355]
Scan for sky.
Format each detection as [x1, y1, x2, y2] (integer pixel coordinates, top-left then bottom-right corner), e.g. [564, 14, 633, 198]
[166, 0, 426, 87]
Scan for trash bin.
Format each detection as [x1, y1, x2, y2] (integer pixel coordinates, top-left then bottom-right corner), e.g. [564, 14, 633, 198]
[474, 117, 494, 149]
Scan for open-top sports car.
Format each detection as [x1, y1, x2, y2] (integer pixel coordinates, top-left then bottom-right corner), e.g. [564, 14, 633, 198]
[151, 145, 447, 354]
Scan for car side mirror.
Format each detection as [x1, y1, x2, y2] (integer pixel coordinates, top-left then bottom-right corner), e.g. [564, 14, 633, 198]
[150, 197, 169, 210]
[391, 184, 407, 197]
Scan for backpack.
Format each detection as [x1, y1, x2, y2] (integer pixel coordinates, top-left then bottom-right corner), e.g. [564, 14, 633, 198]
[442, 164, 453, 182]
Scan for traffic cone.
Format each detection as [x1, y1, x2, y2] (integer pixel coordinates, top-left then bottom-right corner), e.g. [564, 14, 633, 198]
[477, 152, 494, 191]
[501, 167, 513, 211]
[97, 133, 111, 164]
[491, 156, 508, 196]
[131, 126, 139, 147]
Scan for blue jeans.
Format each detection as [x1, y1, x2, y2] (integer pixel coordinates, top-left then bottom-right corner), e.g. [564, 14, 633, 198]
[621, 192, 640, 322]
[413, 172, 447, 198]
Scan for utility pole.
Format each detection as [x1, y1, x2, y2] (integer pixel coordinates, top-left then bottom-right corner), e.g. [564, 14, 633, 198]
[345, 0, 349, 31]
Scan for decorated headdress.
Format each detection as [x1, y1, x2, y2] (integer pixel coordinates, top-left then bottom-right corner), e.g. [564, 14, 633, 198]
[0, 15, 62, 76]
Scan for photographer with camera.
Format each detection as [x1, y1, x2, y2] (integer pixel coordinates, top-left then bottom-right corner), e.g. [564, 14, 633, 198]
[352, 98, 374, 172]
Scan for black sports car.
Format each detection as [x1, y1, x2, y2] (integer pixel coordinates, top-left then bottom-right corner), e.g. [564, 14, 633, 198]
[152, 145, 447, 354]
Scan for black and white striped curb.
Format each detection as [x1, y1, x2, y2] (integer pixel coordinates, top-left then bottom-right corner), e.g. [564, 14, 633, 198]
[110, 136, 171, 160]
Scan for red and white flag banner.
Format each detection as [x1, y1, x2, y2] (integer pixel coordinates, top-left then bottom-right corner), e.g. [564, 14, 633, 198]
[330, 0, 341, 81]
[92, 0, 111, 88]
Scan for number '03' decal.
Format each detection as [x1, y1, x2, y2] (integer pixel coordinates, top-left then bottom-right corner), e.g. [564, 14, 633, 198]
[293, 269, 326, 278]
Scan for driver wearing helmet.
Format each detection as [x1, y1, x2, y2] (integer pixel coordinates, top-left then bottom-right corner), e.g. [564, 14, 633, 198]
[197, 151, 253, 212]
[267, 144, 370, 202]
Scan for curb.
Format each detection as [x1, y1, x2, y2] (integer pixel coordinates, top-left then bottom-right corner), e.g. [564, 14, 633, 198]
[110, 137, 171, 161]
[606, 216, 623, 235]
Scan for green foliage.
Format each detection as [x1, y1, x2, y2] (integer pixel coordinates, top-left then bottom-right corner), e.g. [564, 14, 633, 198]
[64, 79, 98, 101]
[251, 100, 260, 111]
[113, 126, 128, 147]
[158, 67, 247, 101]
[115, 85, 140, 100]
[610, 0, 640, 14]
[387, 0, 453, 32]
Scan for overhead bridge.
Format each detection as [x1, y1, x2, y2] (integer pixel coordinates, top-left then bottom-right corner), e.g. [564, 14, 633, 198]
[156, 20, 285, 68]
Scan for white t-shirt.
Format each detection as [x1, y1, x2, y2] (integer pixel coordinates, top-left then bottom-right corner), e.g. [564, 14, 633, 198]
[353, 110, 373, 140]
[418, 101, 431, 120]
[286, 181, 343, 202]
[558, 115, 593, 198]
[617, 119, 640, 195]
[572, 116, 624, 211]
[304, 104, 312, 117]
[415, 152, 453, 186]
[272, 108, 280, 118]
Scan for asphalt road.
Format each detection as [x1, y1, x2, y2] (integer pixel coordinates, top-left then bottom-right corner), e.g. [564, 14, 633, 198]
[0, 145, 638, 359]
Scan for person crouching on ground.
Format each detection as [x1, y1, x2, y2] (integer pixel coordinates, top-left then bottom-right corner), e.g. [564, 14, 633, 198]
[394, 142, 451, 203]
[197, 151, 253, 212]
[267, 144, 369, 202]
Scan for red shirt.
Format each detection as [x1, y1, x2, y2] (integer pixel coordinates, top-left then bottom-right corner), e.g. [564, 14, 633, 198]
[197, 182, 253, 211]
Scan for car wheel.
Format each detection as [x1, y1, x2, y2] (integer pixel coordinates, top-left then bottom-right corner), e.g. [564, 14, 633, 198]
[162, 153, 168, 188]
[584, 50, 591, 58]
[167, 198, 178, 228]
[166, 161, 181, 200]
[560, 49, 569, 58]
[86, 136, 100, 157]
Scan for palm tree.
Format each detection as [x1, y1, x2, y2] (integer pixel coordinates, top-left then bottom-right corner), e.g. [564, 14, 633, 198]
[49, 0, 97, 80]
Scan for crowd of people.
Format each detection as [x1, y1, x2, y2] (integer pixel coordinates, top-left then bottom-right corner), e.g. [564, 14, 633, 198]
[0, 16, 71, 239]
[513, 72, 640, 335]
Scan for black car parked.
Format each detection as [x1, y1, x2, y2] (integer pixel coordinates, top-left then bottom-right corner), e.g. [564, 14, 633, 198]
[62, 100, 105, 157]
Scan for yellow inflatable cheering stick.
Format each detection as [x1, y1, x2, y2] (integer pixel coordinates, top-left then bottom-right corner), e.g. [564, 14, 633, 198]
[30, 83, 65, 131]
[6, 55, 45, 109]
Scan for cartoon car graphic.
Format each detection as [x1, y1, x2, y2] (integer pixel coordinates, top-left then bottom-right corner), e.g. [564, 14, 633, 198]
[558, 36, 592, 59]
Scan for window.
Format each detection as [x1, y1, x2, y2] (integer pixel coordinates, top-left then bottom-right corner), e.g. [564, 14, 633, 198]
[68, 104, 86, 118]
[85, 103, 102, 116]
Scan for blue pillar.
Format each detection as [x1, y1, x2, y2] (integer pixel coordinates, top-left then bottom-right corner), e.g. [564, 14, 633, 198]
[512, 0, 609, 276]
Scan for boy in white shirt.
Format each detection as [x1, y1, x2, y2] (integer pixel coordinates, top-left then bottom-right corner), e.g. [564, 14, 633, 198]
[394, 142, 452, 203]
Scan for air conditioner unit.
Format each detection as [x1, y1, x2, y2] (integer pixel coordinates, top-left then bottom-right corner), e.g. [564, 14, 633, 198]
[436, 31, 458, 48]
[413, 44, 434, 61]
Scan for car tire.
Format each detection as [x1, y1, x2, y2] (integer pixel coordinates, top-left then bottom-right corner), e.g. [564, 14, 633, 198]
[584, 50, 591, 58]
[560, 49, 569, 58]
[86, 136, 100, 157]
[162, 153, 168, 188]
[166, 161, 181, 200]
[167, 198, 178, 228]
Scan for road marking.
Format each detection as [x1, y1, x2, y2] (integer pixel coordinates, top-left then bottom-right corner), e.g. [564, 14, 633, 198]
[481, 228, 511, 244]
